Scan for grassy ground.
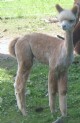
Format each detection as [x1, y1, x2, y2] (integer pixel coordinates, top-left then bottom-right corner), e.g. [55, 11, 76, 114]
[0, 54, 80, 123]
[0, 0, 80, 123]
[0, 0, 73, 18]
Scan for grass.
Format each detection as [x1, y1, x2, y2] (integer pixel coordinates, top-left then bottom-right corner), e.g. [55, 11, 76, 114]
[0, 55, 80, 123]
[0, 0, 73, 18]
[0, 17, 64, 39]
[0, 0, 80, 123]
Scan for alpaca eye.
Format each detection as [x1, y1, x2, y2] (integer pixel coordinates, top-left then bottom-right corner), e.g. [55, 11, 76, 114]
[69, 20, 74, 23]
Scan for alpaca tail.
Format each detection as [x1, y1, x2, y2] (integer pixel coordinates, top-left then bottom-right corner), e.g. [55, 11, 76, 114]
[9, 37, 19, 57]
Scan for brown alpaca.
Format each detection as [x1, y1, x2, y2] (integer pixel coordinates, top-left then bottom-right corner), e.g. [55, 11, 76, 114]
[74, 0, 80, 15]
[74, 0, 80, 23]
[73, 21, 80, 54]
[73, 0, 80, 54]
[70, 0, 80, 54]
[9, 4, 78, 122]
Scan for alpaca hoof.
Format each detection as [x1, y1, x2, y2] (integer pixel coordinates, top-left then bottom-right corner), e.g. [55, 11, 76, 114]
[52, 117, 63, 123]
[21, 109, 27, 116]
[51, 108, 57, 114]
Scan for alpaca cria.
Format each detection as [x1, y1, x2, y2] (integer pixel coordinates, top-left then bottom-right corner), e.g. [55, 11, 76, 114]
[9, 4, 78, 122]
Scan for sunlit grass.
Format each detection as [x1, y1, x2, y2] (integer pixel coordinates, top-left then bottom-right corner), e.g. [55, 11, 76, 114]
[0, 0, 74, 18]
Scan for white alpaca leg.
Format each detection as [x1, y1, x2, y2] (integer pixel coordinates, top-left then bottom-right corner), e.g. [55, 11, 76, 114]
[14, 81, 27, 116]
[14, 82, 21, 110]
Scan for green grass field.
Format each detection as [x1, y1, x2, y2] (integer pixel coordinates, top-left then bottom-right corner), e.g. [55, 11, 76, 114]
[0, 0, 73, 18]
[0, 0, 80, 123]
[0, 55, 80, 123]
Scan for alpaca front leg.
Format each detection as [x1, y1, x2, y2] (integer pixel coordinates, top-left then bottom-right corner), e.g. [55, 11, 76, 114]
[59, 94, 67, 117]
[58, 72, 67, 117]
[48, 70, 57, 114]
[48, 88, 56, 114]
[52, 73, 67, 123]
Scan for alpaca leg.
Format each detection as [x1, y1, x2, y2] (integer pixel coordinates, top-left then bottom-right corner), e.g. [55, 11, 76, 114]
[14, 62, 32, 116]
[48, 70, 57, 114]
[58, 72, 67, 117]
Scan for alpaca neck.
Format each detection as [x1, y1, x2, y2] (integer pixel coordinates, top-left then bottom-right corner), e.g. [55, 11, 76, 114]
[64, 30, 74, 63]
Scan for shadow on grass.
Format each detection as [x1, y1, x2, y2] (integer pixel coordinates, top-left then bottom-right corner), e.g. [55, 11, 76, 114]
[0, 53, 17, 76]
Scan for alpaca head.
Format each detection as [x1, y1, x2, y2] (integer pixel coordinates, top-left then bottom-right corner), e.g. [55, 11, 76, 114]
[56, 4, 79, 31]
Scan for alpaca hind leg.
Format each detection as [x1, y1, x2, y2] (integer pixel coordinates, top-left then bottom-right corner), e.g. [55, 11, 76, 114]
[48, 70, 57, 114]
[14, 62, 32, 116]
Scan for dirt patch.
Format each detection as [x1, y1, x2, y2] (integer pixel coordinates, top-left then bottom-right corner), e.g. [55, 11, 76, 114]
[0, 37, 12, 55]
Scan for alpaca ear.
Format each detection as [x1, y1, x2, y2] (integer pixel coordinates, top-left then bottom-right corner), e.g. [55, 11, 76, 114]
[55, 4, 64, 13]
[71, 5, 79, 15]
